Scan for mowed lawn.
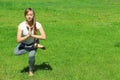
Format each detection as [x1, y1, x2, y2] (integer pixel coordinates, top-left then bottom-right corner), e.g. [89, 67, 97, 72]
[0, 0, 120, 80]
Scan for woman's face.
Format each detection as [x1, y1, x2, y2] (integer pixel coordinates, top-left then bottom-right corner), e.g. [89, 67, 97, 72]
[25, 11, 34, 22]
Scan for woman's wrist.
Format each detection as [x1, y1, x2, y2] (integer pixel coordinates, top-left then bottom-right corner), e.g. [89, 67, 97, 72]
[31, 34, 34, 37]
[26, 34, 30, 38]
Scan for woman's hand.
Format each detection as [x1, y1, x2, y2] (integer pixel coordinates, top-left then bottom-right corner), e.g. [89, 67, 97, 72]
[28, 27, 32, 36]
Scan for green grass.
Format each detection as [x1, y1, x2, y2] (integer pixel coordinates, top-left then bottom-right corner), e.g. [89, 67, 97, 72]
[1, 0, 120, 80]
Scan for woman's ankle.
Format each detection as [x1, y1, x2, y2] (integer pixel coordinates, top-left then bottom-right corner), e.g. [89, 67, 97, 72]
[29, 71, 33, 76]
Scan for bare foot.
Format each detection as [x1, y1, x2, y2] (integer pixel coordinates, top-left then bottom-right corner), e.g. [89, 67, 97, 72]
[37, 44, 46, 50]
[29, 71, 33, 76]
[34, 43, 46, 50]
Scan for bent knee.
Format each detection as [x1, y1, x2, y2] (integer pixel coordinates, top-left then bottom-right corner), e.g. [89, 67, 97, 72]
[14, 51, 19, 56]
[14, 49, 21, 56]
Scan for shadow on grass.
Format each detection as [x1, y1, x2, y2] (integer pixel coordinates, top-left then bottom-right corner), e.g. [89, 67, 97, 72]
[20, 62, 52, 73]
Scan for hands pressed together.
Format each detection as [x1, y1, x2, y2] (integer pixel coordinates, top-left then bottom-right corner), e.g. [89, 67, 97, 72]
[28, 27, 33, 37]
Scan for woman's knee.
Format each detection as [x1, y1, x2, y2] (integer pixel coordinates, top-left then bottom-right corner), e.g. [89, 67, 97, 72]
[29, 50, 36, 57]
[14, 48, 19, 55]
[14, 48, 27, 55]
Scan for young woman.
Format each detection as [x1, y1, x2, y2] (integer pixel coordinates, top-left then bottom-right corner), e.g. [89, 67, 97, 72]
[14, 8, 46, 76]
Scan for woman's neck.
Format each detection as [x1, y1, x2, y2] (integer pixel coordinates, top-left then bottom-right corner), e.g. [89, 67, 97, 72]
[27, 21, 33, 27]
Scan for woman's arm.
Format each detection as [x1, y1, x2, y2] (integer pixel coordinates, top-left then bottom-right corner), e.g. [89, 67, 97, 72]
[31, 27, 46, 40]
[17, 28, 30, 43]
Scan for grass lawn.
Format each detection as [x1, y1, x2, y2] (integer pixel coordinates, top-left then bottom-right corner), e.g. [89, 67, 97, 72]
[0, 0, 120, 80]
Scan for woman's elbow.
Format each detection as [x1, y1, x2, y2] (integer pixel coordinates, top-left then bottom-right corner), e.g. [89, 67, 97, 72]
[17, 40, 20, 43]
[17, 39, 21, 43]
[43, 36, 46, 40]
[43, 37, 46, 40]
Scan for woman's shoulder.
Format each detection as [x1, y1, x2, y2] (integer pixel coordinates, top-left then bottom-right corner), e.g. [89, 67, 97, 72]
[36, 21, 42, 29]
[19, 21, 26, 26]
[36, 21, 41, 25]
[18, 21, 26, 29]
